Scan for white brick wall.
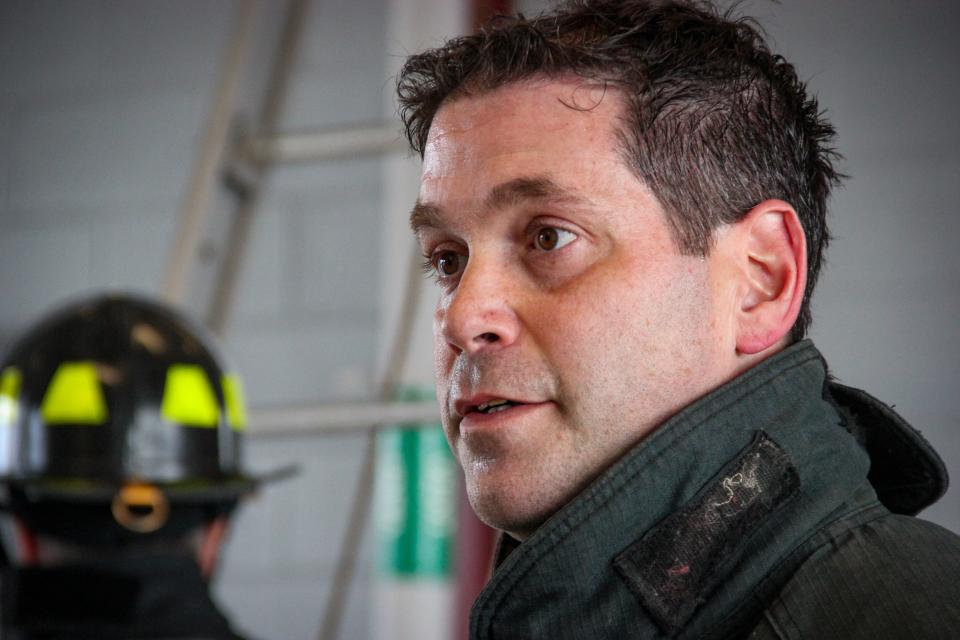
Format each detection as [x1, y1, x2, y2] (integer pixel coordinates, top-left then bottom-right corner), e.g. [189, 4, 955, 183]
[218, 433, 376, 639]
[1, 1, 958, 638]
[744, 0, 960, 534]
[0, 1, 388, 637]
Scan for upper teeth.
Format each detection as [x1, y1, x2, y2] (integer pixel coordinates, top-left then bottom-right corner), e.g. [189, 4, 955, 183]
[477, 399, 510, 413]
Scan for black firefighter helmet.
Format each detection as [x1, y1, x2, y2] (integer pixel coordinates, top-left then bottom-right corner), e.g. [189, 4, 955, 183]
[0, 293, 287, 545]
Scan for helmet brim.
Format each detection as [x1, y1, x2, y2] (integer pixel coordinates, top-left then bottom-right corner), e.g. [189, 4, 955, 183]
[0, 464, 298, 506]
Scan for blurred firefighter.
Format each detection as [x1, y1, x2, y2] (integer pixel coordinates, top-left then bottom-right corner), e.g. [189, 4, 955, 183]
[0, 293, 286, 639]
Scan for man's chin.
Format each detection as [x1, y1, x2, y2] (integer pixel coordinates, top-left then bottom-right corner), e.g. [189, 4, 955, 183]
[466, 482, 564, 540]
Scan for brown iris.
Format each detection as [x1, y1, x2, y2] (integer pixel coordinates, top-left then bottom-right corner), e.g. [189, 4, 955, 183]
[436, 251, 461, 276]
[536, 228, 559, 250]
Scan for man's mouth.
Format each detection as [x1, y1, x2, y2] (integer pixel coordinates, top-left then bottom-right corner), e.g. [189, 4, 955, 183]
[456, 396, 529, 418]
[475, 399, 521, 414]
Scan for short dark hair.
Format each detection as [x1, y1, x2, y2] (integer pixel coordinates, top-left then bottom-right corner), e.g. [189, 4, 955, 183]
[397, 0, 843, 341]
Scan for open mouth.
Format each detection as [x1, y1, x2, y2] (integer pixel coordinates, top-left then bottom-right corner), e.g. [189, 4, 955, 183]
[474, 399, 521, 415]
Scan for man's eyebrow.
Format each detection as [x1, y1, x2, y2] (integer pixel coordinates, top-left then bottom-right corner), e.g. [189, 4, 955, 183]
[484, 176, 585, 211]
[409, 201, 444, 235]
[410, 175, 590, 234]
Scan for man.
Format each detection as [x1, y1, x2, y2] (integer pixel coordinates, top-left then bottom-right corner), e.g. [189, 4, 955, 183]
[398, 1, 960, 638]
[0, 293, 288, 639]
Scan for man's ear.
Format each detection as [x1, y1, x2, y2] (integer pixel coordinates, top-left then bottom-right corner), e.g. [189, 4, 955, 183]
[198, 516, 229, 579]
[14, 518, 38, 565]
[734, 199, 807, 355]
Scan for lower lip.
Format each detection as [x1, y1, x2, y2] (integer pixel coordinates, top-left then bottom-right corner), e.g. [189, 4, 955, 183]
[459, 402, 551, 434]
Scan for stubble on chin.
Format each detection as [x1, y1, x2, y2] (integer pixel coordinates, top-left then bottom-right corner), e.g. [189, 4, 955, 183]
[438, 348, 571, 534]
[458, 427, 586, 538]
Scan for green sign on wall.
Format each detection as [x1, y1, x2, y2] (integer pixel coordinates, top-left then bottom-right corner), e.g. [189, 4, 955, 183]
[374, 387, 456, 578]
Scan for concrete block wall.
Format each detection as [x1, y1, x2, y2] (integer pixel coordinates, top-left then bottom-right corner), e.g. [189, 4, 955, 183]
[736, 0, 960, 532]
[1, 0, 958, 638]
[218, 432, 375, 639]
[0, 1, 389, 638]
[0, 0, 227, 332]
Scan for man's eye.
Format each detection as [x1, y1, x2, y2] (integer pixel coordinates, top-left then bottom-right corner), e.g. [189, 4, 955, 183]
[433, 250, 464, 277]
[534, 227, 577, 251]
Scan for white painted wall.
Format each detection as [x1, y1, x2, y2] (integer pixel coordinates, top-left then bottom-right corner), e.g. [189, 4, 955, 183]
[1, 1, 388, 638]
[1, 1, 958, 638]
[736, 0, 960, 533]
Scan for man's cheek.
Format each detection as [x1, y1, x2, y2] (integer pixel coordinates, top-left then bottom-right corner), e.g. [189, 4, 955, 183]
[432, 336, 451, 381]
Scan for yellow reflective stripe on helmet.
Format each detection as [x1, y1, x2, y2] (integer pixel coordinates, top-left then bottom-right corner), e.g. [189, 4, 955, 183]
[0, 367, 21, 399]
[0, 367, 22, 427]
[40, 362, 108, 425]
[222, 374, 247, 431]
[161, 364, 219, 428]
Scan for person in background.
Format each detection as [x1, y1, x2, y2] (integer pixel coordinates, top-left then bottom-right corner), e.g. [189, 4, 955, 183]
[398, 1, 960, 637]
[0, 293, 288, 640]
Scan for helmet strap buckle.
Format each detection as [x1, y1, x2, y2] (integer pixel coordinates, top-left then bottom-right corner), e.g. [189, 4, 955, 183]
[111, 483, 170, 534]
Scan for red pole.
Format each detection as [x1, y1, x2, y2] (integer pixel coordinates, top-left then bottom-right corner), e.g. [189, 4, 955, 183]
[454, 479, 498, 640]
[471, 0, 513, 31]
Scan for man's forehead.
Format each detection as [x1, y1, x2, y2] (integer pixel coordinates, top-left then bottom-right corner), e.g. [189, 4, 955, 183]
[411, 79, 650, 236]
[423, 77, 624, 156]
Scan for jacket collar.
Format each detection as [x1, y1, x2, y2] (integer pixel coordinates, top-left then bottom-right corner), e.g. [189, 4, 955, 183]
[826, 379, 946, 514]
[3, 552, 240, 639]
[473, 341, 946, 639]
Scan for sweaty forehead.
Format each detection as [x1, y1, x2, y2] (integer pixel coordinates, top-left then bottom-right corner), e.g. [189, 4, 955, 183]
[422, 80, 624, 173]
[412, 81, 665, 238]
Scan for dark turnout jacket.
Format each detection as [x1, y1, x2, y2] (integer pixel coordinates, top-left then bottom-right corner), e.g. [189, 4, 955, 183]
[1, 552, 247, 639]
[472, 341, 960, 639]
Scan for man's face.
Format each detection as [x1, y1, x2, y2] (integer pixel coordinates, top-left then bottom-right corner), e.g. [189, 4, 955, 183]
[414, 79, 736, 539]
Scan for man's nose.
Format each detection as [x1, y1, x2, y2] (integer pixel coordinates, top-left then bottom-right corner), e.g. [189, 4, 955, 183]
[438, 259, 520, 355]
